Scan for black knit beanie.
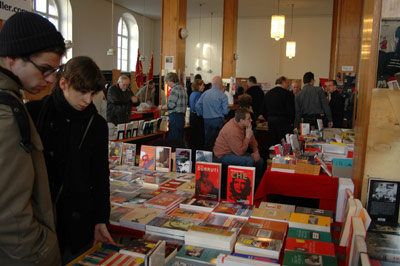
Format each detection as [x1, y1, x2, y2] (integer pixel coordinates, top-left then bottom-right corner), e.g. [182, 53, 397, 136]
[0, 11, 65, 57]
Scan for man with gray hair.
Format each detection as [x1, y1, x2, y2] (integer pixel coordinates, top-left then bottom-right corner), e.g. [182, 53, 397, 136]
[0, 11, 66, 265]
[107, 75, 139, 125]
[195, 76, 229, 150]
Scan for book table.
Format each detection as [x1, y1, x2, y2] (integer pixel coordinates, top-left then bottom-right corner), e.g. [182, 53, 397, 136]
[255, 166, 339, 212]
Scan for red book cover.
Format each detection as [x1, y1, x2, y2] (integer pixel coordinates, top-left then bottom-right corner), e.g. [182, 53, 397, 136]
[226, 166, 255, 205]
[160, 179, 186, 190]
[194, 162, 222, 201]
[285, 237, 336, 257]
[139, 145, 156, 170]
[144, 192, 182, 209]
[246, 217, 288, 234]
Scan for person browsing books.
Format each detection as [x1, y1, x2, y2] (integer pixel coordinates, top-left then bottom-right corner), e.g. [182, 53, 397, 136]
[0, 12, 66, 265]
[189, 79, 205, 151]
[213, 108, 264, 188]
[27, 56, 116, 264]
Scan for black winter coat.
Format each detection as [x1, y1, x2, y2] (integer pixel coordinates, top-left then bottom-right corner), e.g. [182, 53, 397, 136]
[106, 84, 136, 125]
[27, 87, 110, 254]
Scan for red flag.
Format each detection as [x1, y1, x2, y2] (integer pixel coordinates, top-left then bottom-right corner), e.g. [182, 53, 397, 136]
[135, 49, 143, 88]
[147, 52, 154, 82]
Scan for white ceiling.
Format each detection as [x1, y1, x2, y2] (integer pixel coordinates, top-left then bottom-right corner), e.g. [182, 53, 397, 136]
[114, 0, 333, 20]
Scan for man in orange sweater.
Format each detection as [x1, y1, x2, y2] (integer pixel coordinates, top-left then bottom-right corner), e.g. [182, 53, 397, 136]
[213, 108, 264, 187]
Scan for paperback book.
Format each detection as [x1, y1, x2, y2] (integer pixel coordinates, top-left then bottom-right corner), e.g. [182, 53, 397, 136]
[139, 145, 156, 170]
[156, 146, 172, 172]
[282, 250, 338, 266]
[195, 150, 213, 163]
[122, 143, 137, 166]
[194, 162, 222, 201]
[251, 208, 291, 223]
[284, 237, 336, 257]
[146, 214, 199, 239]
[239, 225, 285, 241]
[226, 165, 255, 205]
[289, 213, 331, 233]
[259, 202, 296, 213]
[109, 141, 123, 167]
[246, 217, 288, 236]
[295, 206, 334, 222]
[175, 148, 192, 173]
[176, 245, 230, 266]
[169, 208, 210, 223]
[212, 201, 254, 219]
[200, 214, 247, 233]
[287, 227, 332, 243]
[180, 198, 219, 212]
[185, 225, 237, 251]
[160, 179, 187, 191]
[120, 206, 163, 231]
[235, 235, 283, 259]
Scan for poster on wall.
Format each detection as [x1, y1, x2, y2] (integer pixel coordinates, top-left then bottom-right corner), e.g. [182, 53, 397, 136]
[0, 0, 31, 20]
[165, 56, 174, 70]
[376, 19, 400, 88]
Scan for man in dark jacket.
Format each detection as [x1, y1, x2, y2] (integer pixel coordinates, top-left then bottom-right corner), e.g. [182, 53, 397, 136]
[262, 76, 294, 147]
[327, 80, 345, 128]
[246, 76, 264, 121]
[107, 75, 139, 125]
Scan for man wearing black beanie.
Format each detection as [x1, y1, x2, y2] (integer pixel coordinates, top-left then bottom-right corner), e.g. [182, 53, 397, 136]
[0, 11, 66, 266]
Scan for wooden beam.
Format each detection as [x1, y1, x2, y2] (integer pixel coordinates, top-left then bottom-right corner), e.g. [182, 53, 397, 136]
[221, 0, 238, 79]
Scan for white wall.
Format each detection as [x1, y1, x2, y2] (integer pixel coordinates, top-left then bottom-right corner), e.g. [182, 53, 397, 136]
[185, 17, 224, 84]
[70, 0, 161, 75]
[236, 16, 332, 86]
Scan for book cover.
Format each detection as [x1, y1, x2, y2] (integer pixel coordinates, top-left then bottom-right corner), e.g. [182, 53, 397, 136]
[346, 217, 367, 266]
[339, 198, 357, 246]
[314, 154, 332, 176]
[287, 228, 332, 243]
[212, 201, 254, 218]
[176, 245, 230, 265]
[201, 214, 246, 233]
[366, 232, 400, 263]
[194, 162, 222, 201]
[295, 207, 333, 221]
[119, 239, 159, 258]
[139, 145, 156, 170]
[226, 165, 255, 205]
[160, 179, 186, 191]
[259, 202, 296, 213]
[246, 217, 288, 235]
[109, 205, 134, 225]
[144, 193, 182, 210]
[240, 226, 285, 241]
[120, 206, 163, 229]
[110, 191, 139, 205]
[169, 208, 210, 222]
[235, 235, 282, 258]
[108, 141, 123, 167]
[121, 143, 136, 166]
[336, 178, 354, 223]
[97, 252, 145, 266]
[283, 251, 338, 266]
[366, 177, 400, 225]
[289, 213, 331, 233]
[109, 170, 133, 182]
[156, 146, 172, 172]
[133, 175, 169, 190]
[230, 253, 279, 264]
[284, 237, 335, 257]
[251, 208, 291, 223]
[195, 150, 213, 163]
[176, 181, 195, 193]
[187, 225, 236, 238]
[175, 148, 192, 173]
[180, 198, 219, 212]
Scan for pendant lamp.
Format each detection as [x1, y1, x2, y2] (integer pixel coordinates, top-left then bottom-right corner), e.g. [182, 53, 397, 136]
[271, 0, 285, 40]
[286, 4, 296, 59]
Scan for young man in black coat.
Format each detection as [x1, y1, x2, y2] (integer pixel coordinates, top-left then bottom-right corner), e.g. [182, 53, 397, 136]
[327, 80, 345, 128]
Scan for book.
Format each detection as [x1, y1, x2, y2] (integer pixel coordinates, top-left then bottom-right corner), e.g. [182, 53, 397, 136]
[287, 228, 332, 243]
[300, 123, 310, 136]
[235, 234, 283, 259]
[175, 148, 192, 173]
[176, 181, 195, 193]
[282, 251, 338, 266]
[239, 225, 285, 241]
[144, 193, 183, 212]
[185, 225, 237, 251]
[120, 206, 163, 231]
[229, 253, 279, 264]
[246, 217, 288, 235]
[251, 208, 291, 223]
[366, 177, 400, 225]
[226, 166, 255, 205]
[109, 205, 135, 226]
[314, 154, 332, 176]
[133, 175, 169, 190]
[139, 145, 156, 170]
[339, 198, 357, 246]
[259, 202, 296, 213]
[180, 198, 219, 212]
[160, 179, 187, 191]
[194, 162, 222, 201]
[176, 245, 230, 266]
[110, 191, 140, 205]
[195, 150, 213, 163]
[119, 239, 160, 258]
[289, 213, 331, 233]
[217, 254, 279, 265]
[156, 146, 172, 172]
[350, 235, 367, 266]
[146, 215, 198, 239]
[295, 207, 333, 222]
[366, 232, 400, 263]
[122, 143, 137, 166]
[212, 201, 254, 219]
[284, 237, 335, 257]
[201, 214, 247, 233]
[169, 208, 210, 223]
[336, 178, 354, 222]
[109, 141, 123, 167]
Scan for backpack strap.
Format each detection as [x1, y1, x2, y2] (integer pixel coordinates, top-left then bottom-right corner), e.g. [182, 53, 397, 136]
[0, 91, 33, 153]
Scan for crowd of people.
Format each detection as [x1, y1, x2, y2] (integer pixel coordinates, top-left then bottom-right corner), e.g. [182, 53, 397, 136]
[0, 11, 347, 265]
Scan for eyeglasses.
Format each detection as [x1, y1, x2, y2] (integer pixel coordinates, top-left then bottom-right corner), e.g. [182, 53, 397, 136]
[24, 57, 63, 77]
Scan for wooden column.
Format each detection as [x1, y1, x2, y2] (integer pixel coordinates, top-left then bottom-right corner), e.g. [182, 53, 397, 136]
[221, 0, 238, 79]
[161, 0, 187, 81]
[329, 0, 364, 79]
[352, 0, 382, 198]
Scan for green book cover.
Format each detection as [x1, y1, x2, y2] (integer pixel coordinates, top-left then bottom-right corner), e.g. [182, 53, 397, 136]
[176, 245, 230, 265]
[283, 251, 338, 266]
[287, 227, 332, 243]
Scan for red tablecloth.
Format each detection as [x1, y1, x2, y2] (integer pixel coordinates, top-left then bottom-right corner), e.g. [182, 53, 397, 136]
[255, 166, 339, 212]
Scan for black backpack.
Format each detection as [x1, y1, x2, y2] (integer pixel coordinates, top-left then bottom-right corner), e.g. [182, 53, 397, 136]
[0, 91, 33, 153]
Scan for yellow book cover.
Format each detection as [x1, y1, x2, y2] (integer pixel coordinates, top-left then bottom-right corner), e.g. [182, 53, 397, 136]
[289, 213, 331, 228]
[189, 225, 235, 237]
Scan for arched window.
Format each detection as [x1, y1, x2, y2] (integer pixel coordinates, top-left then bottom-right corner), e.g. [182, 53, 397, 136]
[34, 0, 60, 30]
[117, 17, 129, 72]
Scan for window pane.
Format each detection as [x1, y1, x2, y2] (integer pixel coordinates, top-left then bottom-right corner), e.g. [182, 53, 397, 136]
[35, 0, 46, 13]
[122, 60, 127, 72]
[118, 18, 123, 34]
[117, 58, 121, 70]
[48, 0, 58, 16]
[122, 21, 128, 36]
[49, 18, 59, 30]
[122, 37, 128, 49]
[122, 49, 128, 60]
[117, 36, 122, 49]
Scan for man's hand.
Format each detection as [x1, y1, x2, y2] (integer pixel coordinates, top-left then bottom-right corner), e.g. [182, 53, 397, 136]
[93, 223, 116, 246]
[328, 122, 333, 128]
[131, 96, 139, 103]
[251, 150, 260, 162]
[245, 125, 253, 139]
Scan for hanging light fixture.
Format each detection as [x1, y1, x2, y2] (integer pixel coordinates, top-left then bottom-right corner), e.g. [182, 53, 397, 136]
[107, 0, 115, 55]
[286, 4, 296, 59]
[270, 0, 285, 41]
[196, 2, 202, 71]
[64, 1, 73, 49]
[207, 12, 213, 74]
